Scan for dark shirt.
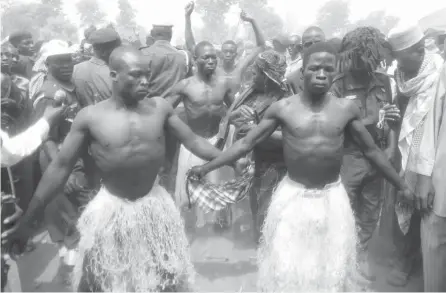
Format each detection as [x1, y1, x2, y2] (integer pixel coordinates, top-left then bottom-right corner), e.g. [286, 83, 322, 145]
[72, 57, 112, 108]
[14, 55, 34, 79]
[330, 72, 392, 152]
[140, 40, 190, 98]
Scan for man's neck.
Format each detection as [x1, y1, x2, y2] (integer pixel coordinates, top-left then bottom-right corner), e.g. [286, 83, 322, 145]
[302, 89, 329, 108]
[222, 61, 235, 72]
[113, 94, 139, 110]
[196, 70, 214, 83]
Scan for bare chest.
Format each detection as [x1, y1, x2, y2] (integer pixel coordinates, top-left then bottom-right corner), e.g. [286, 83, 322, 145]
[183, 81, 227, 107]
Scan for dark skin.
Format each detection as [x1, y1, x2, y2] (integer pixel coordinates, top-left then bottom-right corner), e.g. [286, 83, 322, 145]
[4, 48, 223, 242]
[185, 1, 265, 76]
[301, 28, 325, 54]
[46, 54, 74, 82]
[167, 44, 237, 138]
[16, 37, 34, 56]
[288, 35, 302, 61]
[393, 39, 425, 81]
[191, 52, 412, 200]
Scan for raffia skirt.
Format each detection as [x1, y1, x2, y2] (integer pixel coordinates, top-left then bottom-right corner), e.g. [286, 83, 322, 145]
[258, 175, 358, 292]
[72, 184, 195, 292]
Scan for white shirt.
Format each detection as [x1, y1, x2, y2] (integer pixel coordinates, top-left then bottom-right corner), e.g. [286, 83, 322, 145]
[286, 56, 302, 79]
[1, 119, 50, 167]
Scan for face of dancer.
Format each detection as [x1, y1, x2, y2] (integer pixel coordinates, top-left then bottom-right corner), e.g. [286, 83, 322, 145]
[251, 64, 267, 91]
[221, 43, 237, 64]
[393, 40, 425, 75]
[288, 36, 302, 58]
[46, 54, 74, 82]
[1, 47, 13, 73]
[111, 53, 150, 104]
[17, 37, 34, 56]
[195, 45, 217, 76]
[303, 52, 337, 96]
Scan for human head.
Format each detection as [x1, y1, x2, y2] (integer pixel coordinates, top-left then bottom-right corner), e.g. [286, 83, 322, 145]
[1, 44, 18, 74]
[221, 40, 238, 65]
[288, 35, 302, 58]
[272, 35, 289, 54]
[302, 26, 325, 55]
[302, 42, 338, 97]
[150, 25, 173, 42]
[9, 31, 34, 56]
[251, 50, 287, 92]
[146, 35, 155, 47]
[194, 41, 217, 77]
[339, 27, 387, 75]
[109, 46, 150, 105]
[84, 25, 97, 40]
[90, 28, 122, 63]
[42, 40, 75, 82]
[388, 22, 425, 75]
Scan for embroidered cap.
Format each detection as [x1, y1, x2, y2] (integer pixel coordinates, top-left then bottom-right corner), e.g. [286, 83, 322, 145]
[388, 21, 424, 52]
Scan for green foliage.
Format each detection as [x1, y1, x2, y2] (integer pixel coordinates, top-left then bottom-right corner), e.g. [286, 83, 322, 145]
[116, 0, 138, 41]
[1, 0, 78, 42]
[316, 0, 351, 37]
[352, 10, 399, 35]
[75, 0, 106, 26]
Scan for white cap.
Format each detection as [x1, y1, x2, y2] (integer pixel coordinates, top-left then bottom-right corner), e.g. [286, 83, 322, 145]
[388, 21, 424, 52]
[42, 40, 73, 59]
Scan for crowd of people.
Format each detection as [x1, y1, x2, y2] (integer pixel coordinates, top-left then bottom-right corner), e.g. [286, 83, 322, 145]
[1, 2, 446, 292]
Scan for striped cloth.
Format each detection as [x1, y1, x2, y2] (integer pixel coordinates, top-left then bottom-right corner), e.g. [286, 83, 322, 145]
[185, 162, 255, 213]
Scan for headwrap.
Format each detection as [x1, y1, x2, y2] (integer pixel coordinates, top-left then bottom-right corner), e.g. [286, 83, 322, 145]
[255, 50, 287, 91]
[29, 40, 72, 100]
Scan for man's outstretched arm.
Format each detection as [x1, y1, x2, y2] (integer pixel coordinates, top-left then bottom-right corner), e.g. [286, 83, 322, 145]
[15, 108, 90, 230]
[201, 102, 281, 174]
[346, 102, 407, 191]
[184, 1, 196, 54]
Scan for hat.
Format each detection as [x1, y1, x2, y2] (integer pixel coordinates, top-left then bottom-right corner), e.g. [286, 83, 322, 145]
[89, 28, 120, 45]
[388, 22, 424, 52]
[9, 31, 32, 46]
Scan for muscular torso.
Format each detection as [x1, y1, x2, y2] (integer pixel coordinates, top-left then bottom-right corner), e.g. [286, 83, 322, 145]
[181, 76, 229, 138]
[278, 95, 354, 188]
[87, 99, 168, 200]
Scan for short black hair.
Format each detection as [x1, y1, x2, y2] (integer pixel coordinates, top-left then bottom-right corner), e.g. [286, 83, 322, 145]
[194, 41, 214, 58]
[222, 40, 237, 49]
[302, 26, 325, 38]
[302, 41, 337, 68]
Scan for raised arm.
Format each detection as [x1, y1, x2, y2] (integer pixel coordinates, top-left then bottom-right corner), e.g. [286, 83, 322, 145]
[162, 98, 221, 161]
[15, 108, 90, 232]
[231, 12, 266, 88]
[184, 1, 196, 54]
[346, 101, 407, 191]
[200, 101, 281, 174]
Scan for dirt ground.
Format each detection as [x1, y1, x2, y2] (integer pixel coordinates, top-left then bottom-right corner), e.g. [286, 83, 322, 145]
[7, 198, 422, 292]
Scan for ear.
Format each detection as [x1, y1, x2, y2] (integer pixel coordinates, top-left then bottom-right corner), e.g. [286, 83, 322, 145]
[110, 70, 118, 81]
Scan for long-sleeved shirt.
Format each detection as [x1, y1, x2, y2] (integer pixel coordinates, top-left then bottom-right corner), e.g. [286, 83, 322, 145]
[430, 62, 446, 217]
[1, 119, 49, 167]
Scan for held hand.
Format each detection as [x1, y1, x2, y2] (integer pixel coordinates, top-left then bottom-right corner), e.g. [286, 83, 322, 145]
[185, 1, 195, 16]
[43, 102, 67, 126]
[382, 104, 401, 130]
[240, 11, 253, 22]
[415, 177, 435, 216]
[396, 186, 415, 210]
[233, 158, 250, 175]
[230, 105, 255, 122]
[1, 195, 24, 245]
[189, 164, 209, 179]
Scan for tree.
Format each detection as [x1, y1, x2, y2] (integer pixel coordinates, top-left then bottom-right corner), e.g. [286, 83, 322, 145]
[238, 0, 283, 40]
[353, 10, 399, 35]
[1, 1, 78, 43]
[195, 0, 237, 44]
[76, 0, 106, 27]
[316, 0, 351, 37]
[116, 0, 137, 41]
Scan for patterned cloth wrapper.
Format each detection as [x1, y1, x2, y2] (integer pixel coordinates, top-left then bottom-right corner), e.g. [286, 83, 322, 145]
[186, 162, 255, 213]
[255, 50, 288, 91]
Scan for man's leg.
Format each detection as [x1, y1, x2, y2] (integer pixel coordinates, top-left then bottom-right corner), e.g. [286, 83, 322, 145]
[387, 212, 421, 286]
[421, 212, 446, 292]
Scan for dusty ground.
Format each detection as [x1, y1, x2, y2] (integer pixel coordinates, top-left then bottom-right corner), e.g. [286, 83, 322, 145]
[8, 198, 422, 292]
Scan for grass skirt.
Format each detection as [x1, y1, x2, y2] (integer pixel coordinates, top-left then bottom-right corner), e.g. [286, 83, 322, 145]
[258, 176, 357, 292]
[72, 184, 195, 292]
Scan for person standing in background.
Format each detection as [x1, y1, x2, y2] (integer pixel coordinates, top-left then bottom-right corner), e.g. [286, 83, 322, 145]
[8, 31, 35, 79]
[285, 34, 302, 79]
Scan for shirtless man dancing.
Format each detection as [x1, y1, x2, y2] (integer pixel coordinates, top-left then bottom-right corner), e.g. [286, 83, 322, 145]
[190, 42, 413, 291]
[6, 47, 224, 292]
[168, 29, 257, 228]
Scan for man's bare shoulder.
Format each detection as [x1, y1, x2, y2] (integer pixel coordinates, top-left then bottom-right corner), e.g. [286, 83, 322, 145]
[146, 97, 174, 115]
[336, 96, 360, 120]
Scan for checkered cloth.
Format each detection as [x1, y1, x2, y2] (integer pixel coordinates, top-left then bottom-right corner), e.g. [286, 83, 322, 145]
[185, 162, 255, 213]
